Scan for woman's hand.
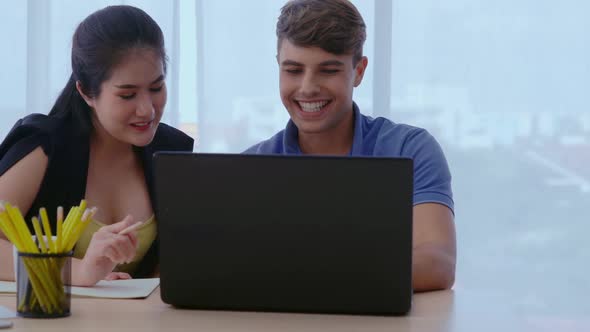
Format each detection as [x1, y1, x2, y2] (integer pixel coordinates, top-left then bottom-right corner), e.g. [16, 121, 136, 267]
[105, 272, 132, 281]
[75, 215, 139, 286]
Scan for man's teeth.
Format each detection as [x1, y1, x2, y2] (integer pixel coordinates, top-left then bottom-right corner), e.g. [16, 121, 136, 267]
[133, 122, 149, 126]
[299, 101, 329, 113]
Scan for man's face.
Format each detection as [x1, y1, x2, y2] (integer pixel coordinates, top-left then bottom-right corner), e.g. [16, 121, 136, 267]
[277, 39, 367, 136]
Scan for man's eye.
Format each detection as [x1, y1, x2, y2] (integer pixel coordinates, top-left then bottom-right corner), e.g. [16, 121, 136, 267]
[150, 85, 164, 92]
[322, 69, 340, 74]
[285, 69, 302, 74]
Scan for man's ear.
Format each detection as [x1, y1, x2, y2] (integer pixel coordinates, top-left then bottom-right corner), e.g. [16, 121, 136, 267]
[76, 81, 95, 108]
[353, 56, 368, 87]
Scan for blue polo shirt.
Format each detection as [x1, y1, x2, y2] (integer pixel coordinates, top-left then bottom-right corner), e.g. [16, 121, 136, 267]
[244, 103, 454, 212]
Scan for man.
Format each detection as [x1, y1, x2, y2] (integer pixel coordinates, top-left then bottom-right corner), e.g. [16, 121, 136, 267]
[245, 0, 456, 292]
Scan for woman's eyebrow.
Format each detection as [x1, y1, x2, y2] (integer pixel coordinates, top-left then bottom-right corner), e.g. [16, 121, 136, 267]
[115, 75, 165, 89]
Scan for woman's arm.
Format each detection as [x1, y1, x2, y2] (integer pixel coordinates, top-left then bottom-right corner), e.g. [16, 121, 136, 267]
[0, 146, 48, 280]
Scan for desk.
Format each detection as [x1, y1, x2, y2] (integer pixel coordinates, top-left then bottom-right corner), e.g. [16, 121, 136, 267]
[1, 286, 589, 332]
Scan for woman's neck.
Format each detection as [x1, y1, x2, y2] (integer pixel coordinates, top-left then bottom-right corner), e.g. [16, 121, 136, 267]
[89, 123, 136, 167]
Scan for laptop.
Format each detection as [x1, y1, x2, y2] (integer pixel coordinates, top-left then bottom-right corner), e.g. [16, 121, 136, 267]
[153, 152, 413, 315]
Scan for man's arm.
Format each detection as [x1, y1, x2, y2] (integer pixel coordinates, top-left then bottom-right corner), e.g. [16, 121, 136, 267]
[412, 202, 456, 292]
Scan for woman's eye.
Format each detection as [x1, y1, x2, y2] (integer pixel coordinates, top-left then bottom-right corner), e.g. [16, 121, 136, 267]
[119, 93, 136, 100]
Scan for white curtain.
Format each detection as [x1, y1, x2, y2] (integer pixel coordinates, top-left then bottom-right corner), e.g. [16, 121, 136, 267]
[0, 0, 178, 134]
[1, 0, 589, 310]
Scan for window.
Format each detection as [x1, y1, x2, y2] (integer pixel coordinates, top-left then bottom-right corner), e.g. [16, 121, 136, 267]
[1, 1, 588, 312]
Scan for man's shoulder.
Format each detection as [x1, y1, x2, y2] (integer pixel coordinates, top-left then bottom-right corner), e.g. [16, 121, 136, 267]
[361, 114, 453, 210]
[372, 117, 426, 138]
[243, 130, 286, 154]
[361, 114, 436, 154]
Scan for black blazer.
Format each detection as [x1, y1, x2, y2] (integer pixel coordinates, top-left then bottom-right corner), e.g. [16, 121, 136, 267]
[0, 113, 194, 277]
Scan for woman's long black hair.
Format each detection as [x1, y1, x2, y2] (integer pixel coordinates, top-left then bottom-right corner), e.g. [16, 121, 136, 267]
[49, 5, 167, 134]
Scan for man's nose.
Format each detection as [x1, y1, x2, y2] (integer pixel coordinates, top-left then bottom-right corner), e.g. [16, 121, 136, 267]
[299, 73, 320, 97]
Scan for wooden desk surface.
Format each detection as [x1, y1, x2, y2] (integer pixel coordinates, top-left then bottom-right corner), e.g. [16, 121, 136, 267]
[1, 286, 589, 332]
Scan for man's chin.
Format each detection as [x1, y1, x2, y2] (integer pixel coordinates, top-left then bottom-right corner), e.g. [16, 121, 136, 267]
[293, 121, 327, 135]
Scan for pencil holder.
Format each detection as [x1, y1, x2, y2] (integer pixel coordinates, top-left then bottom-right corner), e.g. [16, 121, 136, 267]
[16, 251, 72, 318]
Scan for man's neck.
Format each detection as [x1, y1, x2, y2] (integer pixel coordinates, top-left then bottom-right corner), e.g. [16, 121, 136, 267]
[298, 112, 355, 155]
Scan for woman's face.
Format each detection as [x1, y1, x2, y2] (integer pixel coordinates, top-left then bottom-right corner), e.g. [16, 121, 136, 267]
[80, 48, 166, 147]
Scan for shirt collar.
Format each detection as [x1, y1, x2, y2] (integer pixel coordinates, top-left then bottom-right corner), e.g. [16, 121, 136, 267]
[349, 102, 364, 155]
[283, 119, 302, 154]
[282, 102, 364, 155]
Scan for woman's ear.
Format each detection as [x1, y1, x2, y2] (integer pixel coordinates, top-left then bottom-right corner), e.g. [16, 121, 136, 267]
[76, 81, 95, 108]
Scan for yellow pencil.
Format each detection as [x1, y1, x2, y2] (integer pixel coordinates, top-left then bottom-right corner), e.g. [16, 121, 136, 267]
[31, 217, 47, 254]
[56, 207, 63, 252]
[0, 208, 19, 246]
[5, 204, 36, 253]
[40, 208, 56, 253]
[64, 207, 96, 252]
[61, 207, 79, 243]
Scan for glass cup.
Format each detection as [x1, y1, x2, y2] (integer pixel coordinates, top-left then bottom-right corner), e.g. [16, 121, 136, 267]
[15, 251, 72, 318]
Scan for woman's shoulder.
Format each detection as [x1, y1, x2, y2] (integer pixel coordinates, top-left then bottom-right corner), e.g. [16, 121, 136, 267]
[1, 114, 69, 151]
[0, 114, 67, 175]
[150, 123, 194, 152]
[1, 113, 63, 144]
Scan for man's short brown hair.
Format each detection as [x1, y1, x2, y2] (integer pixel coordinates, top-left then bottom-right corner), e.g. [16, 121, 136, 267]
[277, 0, 367, 65]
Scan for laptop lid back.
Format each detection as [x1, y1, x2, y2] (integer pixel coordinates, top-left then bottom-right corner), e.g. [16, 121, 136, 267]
[155, 153, 413, 315]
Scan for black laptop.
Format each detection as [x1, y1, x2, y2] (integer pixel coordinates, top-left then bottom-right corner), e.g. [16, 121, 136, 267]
[153, 152, 413, 315]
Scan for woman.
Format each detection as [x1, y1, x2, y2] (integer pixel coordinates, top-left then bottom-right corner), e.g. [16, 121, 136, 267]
[0, 5, 193, 286]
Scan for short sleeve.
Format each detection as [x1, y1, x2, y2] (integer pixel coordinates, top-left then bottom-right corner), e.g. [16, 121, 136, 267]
[0, 115, 55, 176]
[401, 129, 454, 213]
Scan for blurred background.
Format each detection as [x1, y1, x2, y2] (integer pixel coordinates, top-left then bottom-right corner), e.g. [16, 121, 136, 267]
[0, 0, 588, 315]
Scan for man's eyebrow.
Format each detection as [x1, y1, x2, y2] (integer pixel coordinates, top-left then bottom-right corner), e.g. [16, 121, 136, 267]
[281, 60, 303, 66]
[281, 60, 345, 67]
[114, 75, 165, 89]
[319, 60, 345, 66]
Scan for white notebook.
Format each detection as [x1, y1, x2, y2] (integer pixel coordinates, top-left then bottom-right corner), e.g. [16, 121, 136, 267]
[0, 305, 16, 319]
[0, 278, 159, 299]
